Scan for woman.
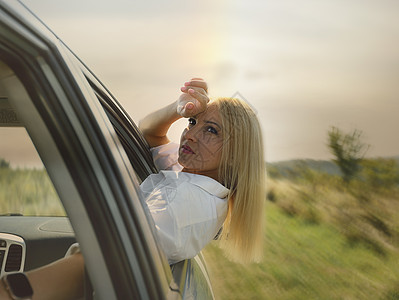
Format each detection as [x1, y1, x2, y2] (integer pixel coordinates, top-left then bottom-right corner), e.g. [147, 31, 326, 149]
[0, 78, 265, 299]
[139, 78, 265, 263]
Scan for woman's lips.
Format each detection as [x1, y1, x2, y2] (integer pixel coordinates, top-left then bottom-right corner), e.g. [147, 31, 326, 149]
[181, 145, 195, 154]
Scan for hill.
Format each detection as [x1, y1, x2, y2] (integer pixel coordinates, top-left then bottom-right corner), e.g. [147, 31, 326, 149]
[267, 156, 399, 178]
[267, 159, 341, 177]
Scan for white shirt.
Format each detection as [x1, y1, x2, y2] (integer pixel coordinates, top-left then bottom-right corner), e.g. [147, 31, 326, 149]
[141, 142, 229, 264]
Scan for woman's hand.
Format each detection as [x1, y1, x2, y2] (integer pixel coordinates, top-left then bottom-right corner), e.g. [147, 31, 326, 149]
[177, 78, 209, 118]
[139, 77, 210, 148]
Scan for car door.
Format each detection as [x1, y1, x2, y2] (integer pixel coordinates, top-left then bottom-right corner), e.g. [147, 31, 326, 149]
[0, 1, 176, 299]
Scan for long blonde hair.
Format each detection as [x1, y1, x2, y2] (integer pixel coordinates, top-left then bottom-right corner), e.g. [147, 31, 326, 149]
[215, 97, 266, 264]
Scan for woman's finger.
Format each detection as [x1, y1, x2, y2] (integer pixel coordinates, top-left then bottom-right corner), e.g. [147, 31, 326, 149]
[180, 85, 207, 96]
[186, 86, 208, 99]
[184, 79, 208, 92]
[187, 88, 209, 105]
[177, 101, 195, 118]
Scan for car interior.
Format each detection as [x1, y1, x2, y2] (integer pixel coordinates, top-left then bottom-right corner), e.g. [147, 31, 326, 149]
[0, 59, 76, 275]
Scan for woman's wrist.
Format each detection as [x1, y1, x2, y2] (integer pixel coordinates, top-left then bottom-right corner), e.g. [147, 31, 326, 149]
[139, 101, 182, 148]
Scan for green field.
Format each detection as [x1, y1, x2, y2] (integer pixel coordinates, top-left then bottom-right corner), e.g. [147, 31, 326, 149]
[204, 174, 399, 300]
[204, 203, 399, 300]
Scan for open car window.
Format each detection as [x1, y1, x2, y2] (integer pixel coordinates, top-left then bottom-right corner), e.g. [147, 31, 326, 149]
[87, 78, 158, 183]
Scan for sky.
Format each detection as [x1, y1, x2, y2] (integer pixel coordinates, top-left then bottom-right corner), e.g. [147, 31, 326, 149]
[3, 0, 399, 165]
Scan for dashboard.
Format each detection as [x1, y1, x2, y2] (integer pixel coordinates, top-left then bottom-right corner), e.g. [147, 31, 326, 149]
[0, 217, 75, 276]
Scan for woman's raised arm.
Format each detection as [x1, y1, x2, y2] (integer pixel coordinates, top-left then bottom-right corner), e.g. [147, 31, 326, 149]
[139, 78, 209, 148]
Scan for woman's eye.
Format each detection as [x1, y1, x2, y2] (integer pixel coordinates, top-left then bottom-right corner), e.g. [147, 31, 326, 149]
[188, 118, 197, 126]
[206, 126, 218, 135]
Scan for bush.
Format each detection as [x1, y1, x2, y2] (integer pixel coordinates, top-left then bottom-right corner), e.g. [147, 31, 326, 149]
[0, 158, 10, 169]
[266, 188, 277, 202]
[360, 158, 399, 192]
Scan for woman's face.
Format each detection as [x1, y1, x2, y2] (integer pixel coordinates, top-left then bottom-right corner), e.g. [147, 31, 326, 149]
[178, 104, 224, 180]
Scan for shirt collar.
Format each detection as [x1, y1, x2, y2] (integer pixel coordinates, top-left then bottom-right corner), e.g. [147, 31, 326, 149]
[159, 171, 229, 199]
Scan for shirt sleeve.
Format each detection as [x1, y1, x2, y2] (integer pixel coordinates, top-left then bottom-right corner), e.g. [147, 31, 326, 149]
[150, 142, 182, 171]
[146, 181, 221, 264]
[65, 243, 81, 257]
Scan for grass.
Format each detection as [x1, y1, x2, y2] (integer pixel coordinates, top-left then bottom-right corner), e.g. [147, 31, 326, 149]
[204, 203, 399, 300]
[0, 166, 65, 216]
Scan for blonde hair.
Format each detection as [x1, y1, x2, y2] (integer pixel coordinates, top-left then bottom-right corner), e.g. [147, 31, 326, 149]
[214, 97, 266, 264]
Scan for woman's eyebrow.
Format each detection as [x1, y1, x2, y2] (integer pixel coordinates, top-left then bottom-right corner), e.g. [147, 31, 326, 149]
[205, 120, 221, 129]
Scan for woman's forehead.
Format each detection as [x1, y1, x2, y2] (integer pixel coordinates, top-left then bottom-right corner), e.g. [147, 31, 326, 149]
[197, 103, 220, 120]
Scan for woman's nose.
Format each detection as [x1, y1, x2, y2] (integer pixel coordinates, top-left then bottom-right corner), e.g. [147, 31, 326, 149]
[183, 127, 198, 142]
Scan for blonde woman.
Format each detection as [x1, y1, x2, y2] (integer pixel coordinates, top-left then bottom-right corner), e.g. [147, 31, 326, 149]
[0, 78, 265, 299]
[140, 78, 265, 263]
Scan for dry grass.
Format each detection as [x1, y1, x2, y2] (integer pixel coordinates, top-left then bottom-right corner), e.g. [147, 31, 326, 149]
[268, 177, 399, 256]
[204, 176, 399, 299]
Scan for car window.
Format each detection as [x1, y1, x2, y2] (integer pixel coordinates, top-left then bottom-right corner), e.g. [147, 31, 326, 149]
[0, 122, 65, 217]
[87, 78, 158, 182]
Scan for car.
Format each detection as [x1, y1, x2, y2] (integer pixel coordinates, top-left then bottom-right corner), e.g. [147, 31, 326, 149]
[0, 0, 215, 299]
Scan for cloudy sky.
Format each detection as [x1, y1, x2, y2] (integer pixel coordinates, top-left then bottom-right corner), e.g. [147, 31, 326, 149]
[6, 0, 399, 163]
